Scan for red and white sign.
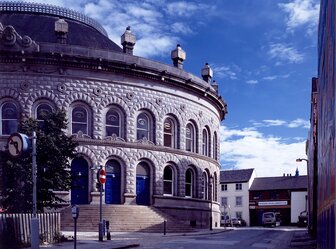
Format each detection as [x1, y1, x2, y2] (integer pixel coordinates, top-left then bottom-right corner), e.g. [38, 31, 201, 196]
[98, 169, 106, 184]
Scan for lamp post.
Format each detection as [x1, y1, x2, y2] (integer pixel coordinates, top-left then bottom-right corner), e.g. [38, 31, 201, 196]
[209, 175, 213, 231]
[296, 158, 310, 230]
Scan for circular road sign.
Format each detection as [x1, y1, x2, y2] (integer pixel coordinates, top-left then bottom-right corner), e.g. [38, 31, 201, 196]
[7, 133, 29, 158]
[98, 169, 106, 184]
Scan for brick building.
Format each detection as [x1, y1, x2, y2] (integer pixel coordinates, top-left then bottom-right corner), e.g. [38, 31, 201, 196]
[249, 175, 307, 226]
[0, 2, 227, 231]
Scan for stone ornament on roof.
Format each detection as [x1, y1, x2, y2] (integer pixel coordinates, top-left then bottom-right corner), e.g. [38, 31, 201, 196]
[0, 22, 39, 52]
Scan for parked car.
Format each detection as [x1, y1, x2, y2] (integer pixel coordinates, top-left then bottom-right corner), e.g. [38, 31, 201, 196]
[220, 215, 232, 227]
[298, 211, 308, 227]
[231, 218, 242, 227]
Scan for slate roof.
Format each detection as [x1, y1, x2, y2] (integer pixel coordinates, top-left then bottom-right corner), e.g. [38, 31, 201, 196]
[0, 13, 122, 52]
[220, 168, 254, 183]
[250, 175, 307, 191]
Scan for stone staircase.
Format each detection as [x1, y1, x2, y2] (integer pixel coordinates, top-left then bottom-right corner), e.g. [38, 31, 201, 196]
[60, 204, 195, 233]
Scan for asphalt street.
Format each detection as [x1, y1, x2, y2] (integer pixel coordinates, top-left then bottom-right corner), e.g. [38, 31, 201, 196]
[38, 227, 313, 249]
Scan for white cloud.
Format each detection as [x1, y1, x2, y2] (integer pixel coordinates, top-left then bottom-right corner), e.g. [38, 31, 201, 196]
[246, 80, 258, 84]
[212, 64, 241, 80]
[262, 74, 290, 81]
[251, 119, 310, 129]
[279, 0, 319, 35]
[288, 118, 310, 128]
[24, 0, 213, 58]
[268, 43, 304, 64]
[165, 1, 208, 17]
[220, 125, 307, 177]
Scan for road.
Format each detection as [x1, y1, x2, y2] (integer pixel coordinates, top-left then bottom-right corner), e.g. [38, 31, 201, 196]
[135, 227, 296, 249]
[41, 227, 310, 249]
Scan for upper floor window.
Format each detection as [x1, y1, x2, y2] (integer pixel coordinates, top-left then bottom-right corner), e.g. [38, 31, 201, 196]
[185, 168, 194, 198]
[202, 129, 208, 156]
[221, 184, 227, 191]
[163, 166, 174, 195]
[213, 132, 218, 160]
[186, 122, 196, 152]
[236, 196, 242, 206]
[106, 107, 124, 138]
[163, 117, 177, 148]
[36, 103, 53, 128]
[221, 197, 227, 206]
[136, 111, 154, 142]
[236, 183, 242, 191]
[72, 105, 89, 135]
[1, 101, 18, 135]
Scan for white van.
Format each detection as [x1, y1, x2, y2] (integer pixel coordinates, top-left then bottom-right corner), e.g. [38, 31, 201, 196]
[262, 212, 276, 227]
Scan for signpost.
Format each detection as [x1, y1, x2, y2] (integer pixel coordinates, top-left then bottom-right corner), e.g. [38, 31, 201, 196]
[71, 206, 79, 249]
[7, 132, 39, 249]
[98, 167, 106, 241]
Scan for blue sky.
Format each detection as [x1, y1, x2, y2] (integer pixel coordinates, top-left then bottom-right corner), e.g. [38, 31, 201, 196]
[14, 0, 319, 176]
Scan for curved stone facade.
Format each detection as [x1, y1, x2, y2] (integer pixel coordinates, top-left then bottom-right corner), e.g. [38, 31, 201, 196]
[0, 2, 227, 228]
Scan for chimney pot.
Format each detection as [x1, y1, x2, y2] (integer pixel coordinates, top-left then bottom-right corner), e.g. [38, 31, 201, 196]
[171, 44, 186, 69]
[121, 26, 136, 55]
[201, 63, 213, 83]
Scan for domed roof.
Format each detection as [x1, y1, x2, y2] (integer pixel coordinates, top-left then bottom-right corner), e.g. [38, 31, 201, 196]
[0, 2, 122, 52]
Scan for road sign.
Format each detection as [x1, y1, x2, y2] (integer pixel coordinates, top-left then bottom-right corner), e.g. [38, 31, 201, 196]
[98, 169, 106, 184]
[7, 133, 29, 157]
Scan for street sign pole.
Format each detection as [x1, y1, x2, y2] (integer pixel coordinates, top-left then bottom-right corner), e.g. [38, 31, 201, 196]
[98, 166, 106, 242]
[31, 131, 39, 249]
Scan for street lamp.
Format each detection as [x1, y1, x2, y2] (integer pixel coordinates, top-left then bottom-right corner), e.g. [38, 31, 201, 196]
[296, 158, 308, 163]
[209, 175, 213, 231]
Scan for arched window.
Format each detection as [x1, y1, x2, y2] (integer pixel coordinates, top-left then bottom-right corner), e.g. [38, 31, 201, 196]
[164, 117, 177, 148]
[186, 122, 196, 152]
[136, 111, 153, 142]
[213, 132, 218, 160]
[202, 129, 208, 156]
[185, 168, 193, 198]
[72, 105, 89, 135]
[1, 101, 18, 135]
[163, 166, 174, 195]
[36, 103, 53, 127]
[202, 172, 209, 200]
[106, 108, 122, 137]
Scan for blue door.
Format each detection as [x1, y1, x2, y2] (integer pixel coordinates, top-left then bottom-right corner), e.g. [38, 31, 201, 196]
[136, 175, 150, 205]
[71, 158, 89, 205]
[105, 173, 121, 204]
[105, 159, 121, 204]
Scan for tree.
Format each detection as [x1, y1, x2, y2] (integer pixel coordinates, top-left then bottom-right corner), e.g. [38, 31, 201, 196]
[0, 109, 78, 212]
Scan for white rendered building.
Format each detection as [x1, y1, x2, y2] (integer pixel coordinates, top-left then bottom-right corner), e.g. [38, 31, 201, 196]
[219, 168, 255, 226]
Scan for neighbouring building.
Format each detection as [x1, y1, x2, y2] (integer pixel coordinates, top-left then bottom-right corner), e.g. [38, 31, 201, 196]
[219, 168, 255, 226]
[249, 174, 307, 226]
[0, 2, 227, 231]
[306, 0, 336, 247]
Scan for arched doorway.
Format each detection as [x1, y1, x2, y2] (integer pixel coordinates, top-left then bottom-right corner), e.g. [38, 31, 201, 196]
[71, 157, 89, 205]
[105, 159, 121, 204]
[136, 162, 150, 205]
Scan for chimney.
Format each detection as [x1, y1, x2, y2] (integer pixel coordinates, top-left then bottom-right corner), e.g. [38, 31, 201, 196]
[55, 19, 68, 44]
[295, 167, 299, 177]
[121, 26, 136, 55]
[201, 63, 213, 83]
[171, 44, 186, 69]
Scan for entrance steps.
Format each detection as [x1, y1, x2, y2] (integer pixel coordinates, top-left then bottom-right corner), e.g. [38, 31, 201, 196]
[60, 204, 195, 233]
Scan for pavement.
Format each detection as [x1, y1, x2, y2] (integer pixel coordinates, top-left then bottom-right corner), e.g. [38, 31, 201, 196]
[287, 230, 317, 248]
[36, 227, 317, 249]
